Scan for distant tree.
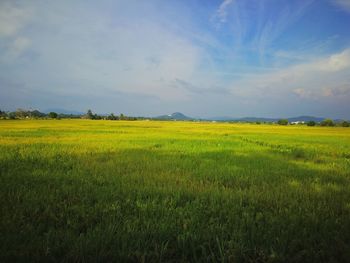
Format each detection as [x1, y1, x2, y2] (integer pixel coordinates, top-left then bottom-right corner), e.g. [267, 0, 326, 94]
[93, 114, 102, 120]
[320, 119, 335, 127]
[15, 108, 27, 118]
[341, 121, 349, 127]
[8, 112, 16, 119]
[277, 119, 289, 125]
[48, 112, 58, 119]
[307, 121, 316, 126]
[0, 110, 6, 118]
[85, 109, 94, 119]
[120, 113, 125, 120]
[31, 110, 46, 118]
[108, 113, 118, 120]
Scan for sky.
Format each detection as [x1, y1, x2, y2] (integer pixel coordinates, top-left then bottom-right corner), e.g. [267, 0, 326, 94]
[1, 0, 350, 118]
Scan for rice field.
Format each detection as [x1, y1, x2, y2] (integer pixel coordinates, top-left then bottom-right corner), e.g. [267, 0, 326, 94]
[1, 119, 350, 262]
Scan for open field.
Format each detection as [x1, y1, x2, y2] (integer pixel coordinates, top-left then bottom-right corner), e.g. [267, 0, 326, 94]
[1, 119, 350, 262]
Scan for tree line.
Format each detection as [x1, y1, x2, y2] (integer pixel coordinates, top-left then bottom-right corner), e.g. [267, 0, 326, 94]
[277, 118, 349, 127]
[1, 108, 349, 126]
[0, 108, 141, 121]
[83, 109, 138, 120]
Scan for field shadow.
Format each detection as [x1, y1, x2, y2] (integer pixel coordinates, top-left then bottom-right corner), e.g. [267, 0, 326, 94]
[1, 146, 350, 262]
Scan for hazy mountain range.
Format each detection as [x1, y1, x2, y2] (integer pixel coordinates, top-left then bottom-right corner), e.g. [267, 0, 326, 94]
[40, 108, 348, 122]
[155, 113, 343, 123]
[155, 112, 193, 120]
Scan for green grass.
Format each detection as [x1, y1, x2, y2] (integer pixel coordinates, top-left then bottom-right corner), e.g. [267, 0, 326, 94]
[1, 119, 350, 262]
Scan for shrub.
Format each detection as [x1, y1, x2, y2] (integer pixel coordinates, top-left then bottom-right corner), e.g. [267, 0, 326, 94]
[320, 119, 335, 127]
[291, 148, 306, 159]
[341, 121, 349, 127]
[8, 112, 16, 119]
[48, 112, 58, 119]
[277, 119, 288, 125]
[85, 109, 94, 119]
[307, 121, 316, 126]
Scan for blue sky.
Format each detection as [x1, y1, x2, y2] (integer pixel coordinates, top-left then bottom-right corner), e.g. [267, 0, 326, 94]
[1, 0, 350, 118]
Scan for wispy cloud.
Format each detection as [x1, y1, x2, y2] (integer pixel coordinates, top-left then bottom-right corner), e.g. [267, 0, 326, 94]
[212, 0, 234, 26]
[251, 0, 315, 60]
[171, 78, 230, 95]
[211, 0, 315, 61]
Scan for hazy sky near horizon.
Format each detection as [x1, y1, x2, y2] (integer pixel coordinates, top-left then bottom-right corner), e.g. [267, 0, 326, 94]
[1, 0, 350, 118]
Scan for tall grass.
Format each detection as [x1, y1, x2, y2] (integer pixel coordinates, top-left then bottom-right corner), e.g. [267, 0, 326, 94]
[1, 120, 350, 262]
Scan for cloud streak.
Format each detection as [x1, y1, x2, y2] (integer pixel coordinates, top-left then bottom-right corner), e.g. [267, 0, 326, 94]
[171, 78, 230, 95]
[213, 0, 234, 24]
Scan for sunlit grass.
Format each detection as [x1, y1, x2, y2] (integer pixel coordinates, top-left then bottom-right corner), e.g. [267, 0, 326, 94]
[1, 119, 350, 262]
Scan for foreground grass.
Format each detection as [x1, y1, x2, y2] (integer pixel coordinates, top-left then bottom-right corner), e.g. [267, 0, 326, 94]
[1, 120, 350, 262]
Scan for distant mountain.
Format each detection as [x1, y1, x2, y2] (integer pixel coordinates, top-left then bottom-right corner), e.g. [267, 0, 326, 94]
[236, 117, 279, 122]
[206, 116, 279, 122]
[154, 113, 330, 122]
[208, 116, 237, 121]
[155, 112, 193, 120]
[287, 116, 324, 123]
[207, 116, 327, 123]
[236, 116, 327, 123]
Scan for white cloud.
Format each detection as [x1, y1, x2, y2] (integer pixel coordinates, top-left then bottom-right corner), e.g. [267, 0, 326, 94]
[0, 2, 32, 37]
[0, 2, 33, 62]
[0, 1, 205, 101]
[8, 37, 31, 58]
[314, 49, 350, 71]
[292, 84, 350, 99]
[231, 48, 350, 100]
[332, 0, 350, 12]
[292, 88, 310, 98]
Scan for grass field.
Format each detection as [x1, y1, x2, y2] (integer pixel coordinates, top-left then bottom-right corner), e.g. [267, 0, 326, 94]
[1, 119, 350, 262]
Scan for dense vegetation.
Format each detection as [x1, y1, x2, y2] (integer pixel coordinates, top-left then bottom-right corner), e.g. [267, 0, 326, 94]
[277, 119, 288, 125]
[0, 109, 138, 121]
[1, 120, 350, 262]
[1, 109, 350, 126]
